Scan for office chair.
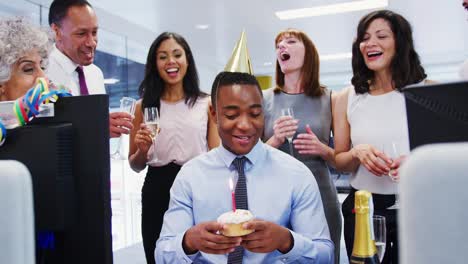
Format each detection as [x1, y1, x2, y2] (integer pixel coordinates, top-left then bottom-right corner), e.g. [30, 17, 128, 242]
[399, 143, 468, 264]
[0, 160, 35, 264]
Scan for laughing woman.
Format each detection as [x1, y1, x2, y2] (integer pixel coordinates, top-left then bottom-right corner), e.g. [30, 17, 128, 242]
[0, 17, 52, 101]
[262, 28, 342, 263]
[334, 10, 433, 263]
[128, 32, 219, 264]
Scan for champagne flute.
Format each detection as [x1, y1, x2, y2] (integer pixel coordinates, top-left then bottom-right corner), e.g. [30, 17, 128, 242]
[111, 97, 136, 160]
[281, 108, 295, 156]
[373, 215, 387, 262]
[383, 141, 401, 209]
[144, 107, 160, 159]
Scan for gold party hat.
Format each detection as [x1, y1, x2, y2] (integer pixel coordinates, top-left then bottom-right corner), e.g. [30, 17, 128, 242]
[224, 30, 254, 74]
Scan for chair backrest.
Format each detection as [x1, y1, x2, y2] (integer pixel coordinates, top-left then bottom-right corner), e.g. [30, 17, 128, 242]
[399, 143, 468, 264]
[0, 160, 35, 264]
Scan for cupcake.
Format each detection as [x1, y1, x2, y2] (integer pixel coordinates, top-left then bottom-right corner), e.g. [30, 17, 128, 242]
[217, 209, 255, 237]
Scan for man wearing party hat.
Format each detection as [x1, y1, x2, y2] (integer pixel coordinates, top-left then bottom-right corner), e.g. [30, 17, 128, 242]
[155, 31, 333, 264]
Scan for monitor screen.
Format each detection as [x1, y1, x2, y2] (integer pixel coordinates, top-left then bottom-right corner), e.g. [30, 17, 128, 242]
[402, 81, 468, 150]
[0, 95, 112, 264]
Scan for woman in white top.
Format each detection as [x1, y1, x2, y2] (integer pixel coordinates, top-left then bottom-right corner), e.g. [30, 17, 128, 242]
[128, 32, 219, 264]
[334, 10, 433, 264]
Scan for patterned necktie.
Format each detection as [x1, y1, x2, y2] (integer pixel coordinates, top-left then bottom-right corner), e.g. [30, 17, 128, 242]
[227, 156, 248, 264]
[75, 66, 89, 95]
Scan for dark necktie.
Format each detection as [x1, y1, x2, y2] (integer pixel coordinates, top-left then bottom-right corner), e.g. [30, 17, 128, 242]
[75, 66, 89, 95]
[227, 156, 248, 264]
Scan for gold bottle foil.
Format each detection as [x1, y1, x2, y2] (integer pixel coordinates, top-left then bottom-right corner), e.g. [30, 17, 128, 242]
[351, 190, 378, 261]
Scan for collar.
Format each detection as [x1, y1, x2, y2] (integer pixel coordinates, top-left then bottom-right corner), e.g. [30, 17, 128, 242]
[217, 140, 265, 170]
[52, 45, 80, 75]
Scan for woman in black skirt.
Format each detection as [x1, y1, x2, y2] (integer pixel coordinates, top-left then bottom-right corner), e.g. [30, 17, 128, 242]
[129, 32, 219, 264]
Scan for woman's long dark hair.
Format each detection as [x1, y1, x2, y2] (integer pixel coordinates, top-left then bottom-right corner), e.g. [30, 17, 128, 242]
[138, 32, 205, 112]
[351, 10, 426, 94]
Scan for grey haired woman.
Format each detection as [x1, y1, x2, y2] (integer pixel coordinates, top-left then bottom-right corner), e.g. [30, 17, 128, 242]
[0, 17, 52, 101]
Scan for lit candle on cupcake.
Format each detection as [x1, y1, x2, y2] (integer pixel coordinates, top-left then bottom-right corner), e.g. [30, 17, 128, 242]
[229, 177, 236, 212]
[218, 177, 254, 237]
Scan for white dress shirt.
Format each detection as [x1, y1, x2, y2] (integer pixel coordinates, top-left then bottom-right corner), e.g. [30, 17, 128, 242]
[46, 45, 106, 96]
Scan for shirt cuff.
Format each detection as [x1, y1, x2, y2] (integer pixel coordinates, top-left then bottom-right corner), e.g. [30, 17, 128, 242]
[276, 230, 304, 263]
[175, 232, 200, 263]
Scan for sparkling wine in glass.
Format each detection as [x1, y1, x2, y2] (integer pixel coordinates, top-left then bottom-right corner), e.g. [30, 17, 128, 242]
[111, 97, 136, 160]
[373, 215, 387, 262]
[144, 107, 160, 158]
[383, 141, 401, 209]
[146, 121, 160, 139]
[281, 108, 295, 155]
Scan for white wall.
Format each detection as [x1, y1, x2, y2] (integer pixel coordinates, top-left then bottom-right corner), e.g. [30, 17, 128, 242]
[21, 0, 468, 89]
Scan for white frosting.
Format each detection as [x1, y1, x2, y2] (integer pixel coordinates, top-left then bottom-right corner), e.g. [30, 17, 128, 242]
[217, 209, 254, 224]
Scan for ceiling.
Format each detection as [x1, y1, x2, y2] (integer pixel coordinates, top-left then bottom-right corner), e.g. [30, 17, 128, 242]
[25, 0, 468, 89]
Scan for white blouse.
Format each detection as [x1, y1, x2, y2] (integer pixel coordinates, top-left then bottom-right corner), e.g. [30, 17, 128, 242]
[347, 88, 410, 194]
[147, 96, 210, 167]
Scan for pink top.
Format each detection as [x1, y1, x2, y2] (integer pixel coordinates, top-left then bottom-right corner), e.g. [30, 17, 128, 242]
[147, 96, 210, 167]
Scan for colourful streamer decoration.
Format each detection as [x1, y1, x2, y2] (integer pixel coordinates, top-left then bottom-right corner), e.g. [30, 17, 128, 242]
[13, 78, 71, 126]
[0, 78, 71, 147]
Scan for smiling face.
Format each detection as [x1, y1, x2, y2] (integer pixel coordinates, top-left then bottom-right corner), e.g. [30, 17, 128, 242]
[156, 37, 188, 87]
[275, 34, 306, 74]
[52, 5, 98, 66]
[359, 18, 396, 73]
[0, 49, 46, 101]
[211, 83, 264, 155]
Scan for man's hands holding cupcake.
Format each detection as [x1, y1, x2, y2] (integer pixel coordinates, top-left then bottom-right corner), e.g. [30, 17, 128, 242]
[182, 210, 294, 255]
[241, 220, 294, 254]
[182, 221, 241, 255]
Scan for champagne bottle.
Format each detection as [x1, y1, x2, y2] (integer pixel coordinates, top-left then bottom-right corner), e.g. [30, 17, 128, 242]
[351, 190, 380, 264]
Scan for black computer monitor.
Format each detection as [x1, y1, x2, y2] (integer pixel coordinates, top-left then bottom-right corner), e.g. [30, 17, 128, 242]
[0, 95, 112, 264]
[402, 81, 468, 150]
